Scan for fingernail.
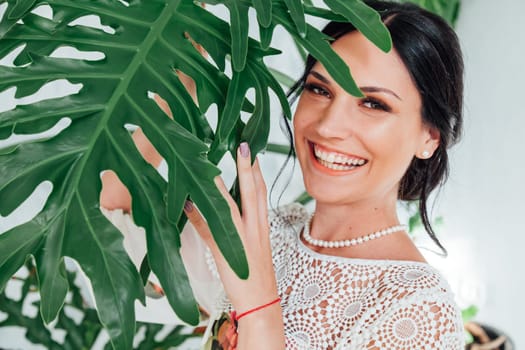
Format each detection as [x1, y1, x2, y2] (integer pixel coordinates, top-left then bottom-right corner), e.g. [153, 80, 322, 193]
[184, 200, 193, 212]
[239, 142, 250, 158]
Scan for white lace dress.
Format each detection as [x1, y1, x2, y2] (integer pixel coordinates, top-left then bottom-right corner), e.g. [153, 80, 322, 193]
[243, 203, 466, 349]
[104, 203, 465, 349]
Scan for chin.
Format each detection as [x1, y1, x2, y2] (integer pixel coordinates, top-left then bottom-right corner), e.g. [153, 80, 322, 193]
[303, 182, 358, 205]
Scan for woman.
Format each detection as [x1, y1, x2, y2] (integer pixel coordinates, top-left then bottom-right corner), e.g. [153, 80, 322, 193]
[102, 1, 465, 348]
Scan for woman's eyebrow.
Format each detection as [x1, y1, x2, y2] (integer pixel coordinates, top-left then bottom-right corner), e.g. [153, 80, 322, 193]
[360, 86, 402, 101]
[308, 70, 402, 101]
[308, 70, 331, 84]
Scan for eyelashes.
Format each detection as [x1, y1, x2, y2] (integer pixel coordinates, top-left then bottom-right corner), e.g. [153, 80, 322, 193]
[303, 82, 392, 113]
[304, 82, 330, 97]
[360, 97, 392, 112]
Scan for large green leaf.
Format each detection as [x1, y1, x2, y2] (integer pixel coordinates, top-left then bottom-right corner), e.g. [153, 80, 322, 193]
[0, 0, 391, 348]
[254, 0, 392, 97]
[0, 0, 250, 348]
[224, 0, 250, 72]
[284, 0, 306, 36]
[324, 0, 391, 52]
[252, 0, 272, 28]
[273, 2, 363, 96]
[0, 0, 37, 38]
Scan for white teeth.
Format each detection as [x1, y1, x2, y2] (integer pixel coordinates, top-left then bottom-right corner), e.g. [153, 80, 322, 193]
[319, 159, 356, 171]
[313, 144, 367, 170]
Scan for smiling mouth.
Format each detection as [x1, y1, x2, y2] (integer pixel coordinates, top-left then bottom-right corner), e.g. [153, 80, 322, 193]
[310, 142, 368, 171]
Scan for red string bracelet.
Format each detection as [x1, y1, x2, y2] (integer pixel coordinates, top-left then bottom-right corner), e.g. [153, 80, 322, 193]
[232, 297, 281, 322]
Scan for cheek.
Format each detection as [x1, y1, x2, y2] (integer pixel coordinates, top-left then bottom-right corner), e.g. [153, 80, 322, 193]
[366, 121, 420, 168]
[292, 103, 311, 138]
[292, 117, 307, 157]
[292, 109, 313, 165]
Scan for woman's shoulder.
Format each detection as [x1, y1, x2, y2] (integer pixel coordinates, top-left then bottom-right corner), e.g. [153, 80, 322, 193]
[374, 260, 457, 300]
[374, 261, 463, 334]
[333, 259, 461, 318]
[345, 261, 465, 348]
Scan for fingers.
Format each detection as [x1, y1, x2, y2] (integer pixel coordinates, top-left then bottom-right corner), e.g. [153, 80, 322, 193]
[252, 158, 269, 229]
[214, 176, 241, 222]
[237, 143, 258, 226]
[183, 201, 214, 246]
[183, 200, 233, 275]
[185, 142, 267, 258]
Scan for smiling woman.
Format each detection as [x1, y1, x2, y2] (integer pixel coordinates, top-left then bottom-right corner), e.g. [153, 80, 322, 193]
[197, 0, 464, 347]
[289, 6, 463, 256]
[101, 1, 465, 349]
[293, 29, 442, 254]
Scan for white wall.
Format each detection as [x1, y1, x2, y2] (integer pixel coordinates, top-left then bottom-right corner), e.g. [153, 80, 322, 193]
[437, 0, 525, 346]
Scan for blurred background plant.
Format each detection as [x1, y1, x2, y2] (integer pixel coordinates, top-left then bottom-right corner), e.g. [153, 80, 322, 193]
[0, 260, 201, 349]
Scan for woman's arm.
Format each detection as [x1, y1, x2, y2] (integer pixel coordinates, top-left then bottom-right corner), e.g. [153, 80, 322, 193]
[100, 37, 202, 212]
[184, 143, 285, 350]
[100, 74, 189, 212]
[100, 127, 164, 212]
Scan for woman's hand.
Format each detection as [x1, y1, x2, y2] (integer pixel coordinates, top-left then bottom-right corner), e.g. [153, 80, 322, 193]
[184, 142, 285, 349]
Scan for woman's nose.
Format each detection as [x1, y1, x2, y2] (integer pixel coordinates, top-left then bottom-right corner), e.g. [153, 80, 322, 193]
[316, 99, 355, 139]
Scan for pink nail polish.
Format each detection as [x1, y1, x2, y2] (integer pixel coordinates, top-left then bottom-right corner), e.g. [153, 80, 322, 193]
[240, 142, 250, 158]
[184, 200, 193, 212]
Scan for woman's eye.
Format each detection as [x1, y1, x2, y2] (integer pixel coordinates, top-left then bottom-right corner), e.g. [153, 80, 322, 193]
[361, 98, 391, 112]
[304, 83, 330, 98]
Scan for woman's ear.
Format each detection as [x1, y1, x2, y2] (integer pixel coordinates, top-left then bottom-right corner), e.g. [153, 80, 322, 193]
[417, 126, 440, 159]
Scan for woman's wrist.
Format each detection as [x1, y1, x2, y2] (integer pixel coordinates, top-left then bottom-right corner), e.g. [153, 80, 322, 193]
[234, 297, 281, 322]
[236, 302, 285, 349]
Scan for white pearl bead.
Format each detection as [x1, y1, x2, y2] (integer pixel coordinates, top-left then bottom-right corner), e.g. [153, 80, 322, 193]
[302, 216, 406, 249]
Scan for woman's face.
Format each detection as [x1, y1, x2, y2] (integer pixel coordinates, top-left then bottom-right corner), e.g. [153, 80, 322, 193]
[293, 31, 439, 206]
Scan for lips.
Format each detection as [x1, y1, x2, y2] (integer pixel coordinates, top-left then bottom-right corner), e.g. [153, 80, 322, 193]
[309, 141, 368, 172]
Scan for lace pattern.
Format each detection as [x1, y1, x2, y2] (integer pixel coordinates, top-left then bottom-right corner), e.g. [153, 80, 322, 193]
[210, 203, 464, 349]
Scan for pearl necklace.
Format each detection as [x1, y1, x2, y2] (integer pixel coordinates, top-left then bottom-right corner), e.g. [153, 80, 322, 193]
[302, 215, 407, 248]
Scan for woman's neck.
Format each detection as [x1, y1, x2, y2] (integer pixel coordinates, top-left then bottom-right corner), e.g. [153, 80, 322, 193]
[310, 196, 400, 242]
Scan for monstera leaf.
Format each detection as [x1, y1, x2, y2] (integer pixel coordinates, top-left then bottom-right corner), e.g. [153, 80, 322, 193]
[0, 0, 390, 348]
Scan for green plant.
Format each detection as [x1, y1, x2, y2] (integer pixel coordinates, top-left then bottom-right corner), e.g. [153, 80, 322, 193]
[0, 0, 391, 348]
[0, 260, 201, 349]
